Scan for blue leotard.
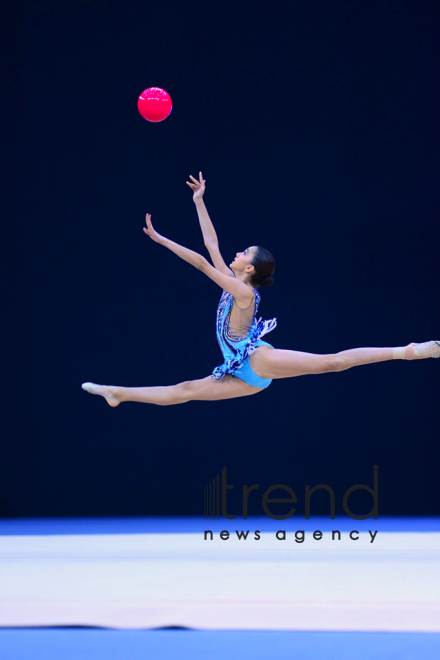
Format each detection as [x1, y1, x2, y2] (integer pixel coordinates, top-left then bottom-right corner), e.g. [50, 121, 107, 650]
[211, 288, 277, 388]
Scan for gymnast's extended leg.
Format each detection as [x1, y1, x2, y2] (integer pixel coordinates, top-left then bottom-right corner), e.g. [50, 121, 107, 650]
[82, 374, 264, 407]
[249, 341, 440, 380]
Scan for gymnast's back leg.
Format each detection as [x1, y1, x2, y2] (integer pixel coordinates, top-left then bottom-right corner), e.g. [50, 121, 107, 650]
[81, 374, 264, 407]
[249, 341, 440, 380]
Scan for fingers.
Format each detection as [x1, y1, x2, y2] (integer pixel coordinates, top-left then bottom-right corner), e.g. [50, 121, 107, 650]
[189, 173, 205, 184]
[144, 214, 153, 237]
[188, 177, 205, 192]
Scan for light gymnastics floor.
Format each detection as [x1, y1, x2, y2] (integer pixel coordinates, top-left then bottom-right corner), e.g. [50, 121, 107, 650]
[1, 517, 440, 659]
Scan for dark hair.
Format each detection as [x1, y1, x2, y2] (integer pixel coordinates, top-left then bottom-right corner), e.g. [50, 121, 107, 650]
[249, 246, 275, 288]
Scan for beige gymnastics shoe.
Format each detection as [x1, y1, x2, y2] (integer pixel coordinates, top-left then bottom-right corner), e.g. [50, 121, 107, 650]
[81, 382, 120, 407]
[412, 341, 440, 359]
[81, 382, 99, 394]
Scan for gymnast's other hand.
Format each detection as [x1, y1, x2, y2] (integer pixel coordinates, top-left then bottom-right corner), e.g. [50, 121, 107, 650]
[143, 214, 163, 244]
[186, 171, 205, 202]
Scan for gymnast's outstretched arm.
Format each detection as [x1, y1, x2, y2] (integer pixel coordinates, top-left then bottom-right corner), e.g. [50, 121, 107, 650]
[142, 213, 253, 308]
[186, 172, 235, 277]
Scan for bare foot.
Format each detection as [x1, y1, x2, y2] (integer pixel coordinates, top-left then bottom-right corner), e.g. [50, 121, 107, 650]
[404, 341, 440, 360]
[81, 383, 121, 407]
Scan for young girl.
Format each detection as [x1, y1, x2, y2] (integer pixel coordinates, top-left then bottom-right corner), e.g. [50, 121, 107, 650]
[82, 172, 439, 407]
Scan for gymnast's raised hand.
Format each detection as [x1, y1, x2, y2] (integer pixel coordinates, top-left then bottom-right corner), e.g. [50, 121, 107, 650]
[186, 171, 206, 201]
[142, 213, 163, 243]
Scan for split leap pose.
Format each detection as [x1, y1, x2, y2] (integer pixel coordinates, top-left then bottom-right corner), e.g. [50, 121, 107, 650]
[82, 172, 439, 407]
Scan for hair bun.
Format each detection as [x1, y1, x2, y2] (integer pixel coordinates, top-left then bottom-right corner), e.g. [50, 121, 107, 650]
[250, 246, 276, 289]
[260, 275, 274, 288]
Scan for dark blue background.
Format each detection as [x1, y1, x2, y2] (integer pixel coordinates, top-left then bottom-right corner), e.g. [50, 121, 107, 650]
[3, 0, 439, 517]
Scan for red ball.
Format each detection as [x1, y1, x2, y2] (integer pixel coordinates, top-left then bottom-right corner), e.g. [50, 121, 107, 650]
[137, 87, 172, 123]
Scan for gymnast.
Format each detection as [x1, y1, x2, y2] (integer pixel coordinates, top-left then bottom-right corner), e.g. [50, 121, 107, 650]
[82, 172, 439, 407]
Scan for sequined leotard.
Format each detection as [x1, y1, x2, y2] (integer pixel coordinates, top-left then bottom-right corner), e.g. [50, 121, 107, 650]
[211, 287, 277, 387]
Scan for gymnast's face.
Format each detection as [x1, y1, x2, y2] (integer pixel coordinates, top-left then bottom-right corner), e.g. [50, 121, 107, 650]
[230, 246, 257, 276]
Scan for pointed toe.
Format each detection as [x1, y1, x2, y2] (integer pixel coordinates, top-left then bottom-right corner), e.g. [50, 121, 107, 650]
[431, 341, 440, 358]
[82, 382, 99, 394]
